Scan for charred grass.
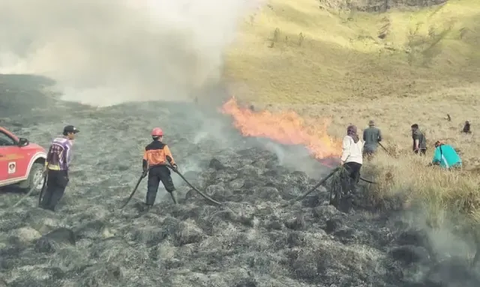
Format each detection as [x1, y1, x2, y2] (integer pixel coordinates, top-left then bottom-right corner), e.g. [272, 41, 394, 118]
[3, 77, 480, 286]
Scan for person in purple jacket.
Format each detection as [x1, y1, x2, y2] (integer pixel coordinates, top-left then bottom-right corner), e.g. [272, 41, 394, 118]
[39, 125, 79, 211]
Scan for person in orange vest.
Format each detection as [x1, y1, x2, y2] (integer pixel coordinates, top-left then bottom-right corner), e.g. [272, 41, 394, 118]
[142, 128, 178, 207]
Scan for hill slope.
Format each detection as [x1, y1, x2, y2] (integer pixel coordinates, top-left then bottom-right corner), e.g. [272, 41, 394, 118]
[225, 0, 480, 105]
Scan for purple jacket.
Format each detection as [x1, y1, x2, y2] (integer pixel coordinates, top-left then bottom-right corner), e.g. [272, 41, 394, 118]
[46, 137, 73, 171]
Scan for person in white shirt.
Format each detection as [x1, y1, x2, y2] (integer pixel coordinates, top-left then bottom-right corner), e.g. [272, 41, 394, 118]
[340, 125, 364, 193]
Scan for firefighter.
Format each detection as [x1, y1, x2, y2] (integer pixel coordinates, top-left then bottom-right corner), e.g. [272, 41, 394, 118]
[142, 127, 178, 207]
[40, 125, 79, 211]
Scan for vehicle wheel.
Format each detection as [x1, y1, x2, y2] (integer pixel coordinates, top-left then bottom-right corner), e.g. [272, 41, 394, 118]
[18, 162, 45, 196]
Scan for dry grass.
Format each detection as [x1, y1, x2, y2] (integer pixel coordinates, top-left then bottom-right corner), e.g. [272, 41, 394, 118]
[226, 0, 480, 104]
[225, 0, 480, 227]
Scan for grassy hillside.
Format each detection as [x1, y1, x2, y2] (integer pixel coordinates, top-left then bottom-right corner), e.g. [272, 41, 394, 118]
[224, 0, 480, 230]
[226, 0, 480, 105]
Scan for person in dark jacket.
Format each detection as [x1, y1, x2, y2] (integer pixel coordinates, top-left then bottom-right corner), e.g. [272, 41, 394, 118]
[142, 127, 178, 207]
[363, 120, 382, 158]
[411, 124, 427, 155]
[462, 121, 471, 134]
[40, 125, 79, 211]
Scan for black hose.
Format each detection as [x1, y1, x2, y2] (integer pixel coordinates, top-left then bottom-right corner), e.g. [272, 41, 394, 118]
[378, 142, 393, 157]
[166, 165, 222, 206]
[10, 175, 45, 209]
[38, 174, 48, 206]
[282, 167, 341, 207]
[119, 175, 145, 209]
[165, 155, 222, 206]
[359, 176, 377, 184]
[472, 232, 480, 267]
[282, 164, 377, 208]
[342, 164, 378, 184]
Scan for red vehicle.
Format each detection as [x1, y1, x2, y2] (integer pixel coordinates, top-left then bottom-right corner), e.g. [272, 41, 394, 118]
[0, 127, 46, 193]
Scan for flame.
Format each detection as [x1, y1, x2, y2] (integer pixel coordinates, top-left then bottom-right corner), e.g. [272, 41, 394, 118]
[221, 97, 342, 159]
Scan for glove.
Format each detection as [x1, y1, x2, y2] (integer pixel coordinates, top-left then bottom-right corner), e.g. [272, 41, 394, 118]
[172, 164, 178, 171]
[142, 169, 148, 178]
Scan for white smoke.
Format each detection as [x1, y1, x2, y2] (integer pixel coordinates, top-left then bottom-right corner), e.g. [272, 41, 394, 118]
[0, 0, 261, 106]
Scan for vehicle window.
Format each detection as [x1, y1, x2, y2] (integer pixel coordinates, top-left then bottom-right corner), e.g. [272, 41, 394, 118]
[0, 131, 16, 147]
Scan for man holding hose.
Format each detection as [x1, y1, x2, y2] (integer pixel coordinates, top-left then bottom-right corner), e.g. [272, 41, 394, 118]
[40, 125, 79, 211]
[340, 125, 364, 194]
[142, 127, 179, 207]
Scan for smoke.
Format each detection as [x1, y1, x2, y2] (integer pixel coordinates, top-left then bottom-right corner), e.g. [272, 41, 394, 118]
[398, 206, 480, 285]
[0, 0, 260, 107]
[402, 208, 474, 260]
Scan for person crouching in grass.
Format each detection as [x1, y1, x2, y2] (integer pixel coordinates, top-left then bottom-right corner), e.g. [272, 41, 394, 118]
[429, 140, 462, 170]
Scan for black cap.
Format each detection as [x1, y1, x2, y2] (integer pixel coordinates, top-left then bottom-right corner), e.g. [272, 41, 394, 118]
[63, 125, 80, 135]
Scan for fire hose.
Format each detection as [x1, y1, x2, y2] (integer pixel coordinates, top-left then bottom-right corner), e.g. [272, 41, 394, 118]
[120, 156, 221, 209]
[9, 174, 46, 210]
[283, 167, 341, 206]
[378, 142, 393, 157]
[165, 165, 221, 206]
[119, 152, 376, 209]
[119, 175, 145, 209]
[37, 174, 49, 206]
[165, 156, 221, 206]
[38, 174, 47, 206]
[282, 165, 377, 207]
[359, 176, 377, 184]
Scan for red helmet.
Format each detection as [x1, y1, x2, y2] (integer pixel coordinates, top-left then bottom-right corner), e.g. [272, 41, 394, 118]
[151, 127, 163, 137]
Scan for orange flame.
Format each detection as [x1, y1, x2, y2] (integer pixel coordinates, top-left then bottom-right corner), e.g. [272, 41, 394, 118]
[221, 97, 342, 159]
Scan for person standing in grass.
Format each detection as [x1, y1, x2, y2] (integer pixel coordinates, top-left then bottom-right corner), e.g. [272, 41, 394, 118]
[462, 121, 471, 134]
[430, 140, 462, 169]
[363, 120, 382, 159]
[411, 124, 427, 155]
[340, 125, 364, 193]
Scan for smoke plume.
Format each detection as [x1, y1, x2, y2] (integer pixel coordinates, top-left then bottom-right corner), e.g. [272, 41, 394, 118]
[0, 0, 258, 106]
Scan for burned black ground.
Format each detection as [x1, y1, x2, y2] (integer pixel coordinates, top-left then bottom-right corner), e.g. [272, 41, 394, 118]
[0, 75, 479, 287]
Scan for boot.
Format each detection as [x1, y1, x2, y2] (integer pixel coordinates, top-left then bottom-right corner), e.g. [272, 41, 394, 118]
[144, 203, 152, 212]
[170, 190, 178, 204]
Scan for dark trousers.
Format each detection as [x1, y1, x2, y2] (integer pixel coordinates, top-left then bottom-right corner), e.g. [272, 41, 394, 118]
[414, 148, 427, 156]
[40, 170, 69, 211]
[342, 162, 362, 193]
[146, 166, 175, 205]
[363, 150, 375, 161]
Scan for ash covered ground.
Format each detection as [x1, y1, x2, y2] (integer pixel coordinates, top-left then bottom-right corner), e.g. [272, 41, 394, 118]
[1, 75, 479, 287]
